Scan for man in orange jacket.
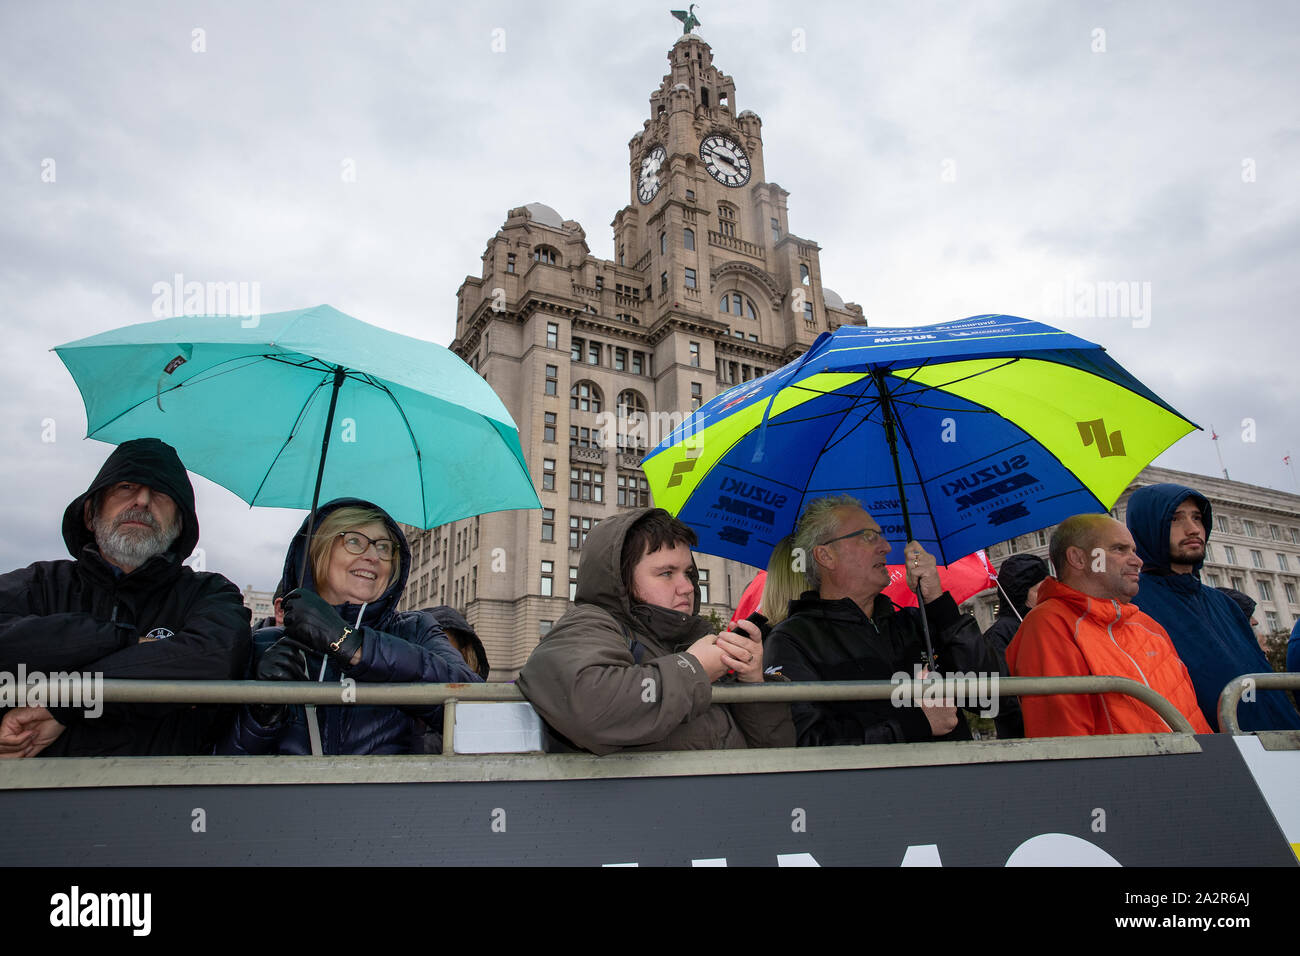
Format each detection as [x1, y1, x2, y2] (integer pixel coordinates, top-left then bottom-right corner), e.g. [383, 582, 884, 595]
[1006, 514, 1212, 736]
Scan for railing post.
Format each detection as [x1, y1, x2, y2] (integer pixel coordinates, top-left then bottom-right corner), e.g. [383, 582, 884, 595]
[442, 698, 457, 756]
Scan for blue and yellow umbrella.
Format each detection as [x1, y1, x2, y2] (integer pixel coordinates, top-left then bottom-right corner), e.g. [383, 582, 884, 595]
[643, 315, 1197, 568]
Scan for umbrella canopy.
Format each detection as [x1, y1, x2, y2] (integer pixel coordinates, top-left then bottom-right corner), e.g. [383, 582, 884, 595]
[644, 315, 1196, 567]
[54, 304, 539, 530]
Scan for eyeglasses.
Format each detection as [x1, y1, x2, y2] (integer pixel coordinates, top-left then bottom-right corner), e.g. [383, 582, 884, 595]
[337, 530, 396, 561]
[819, 527, 886, 548]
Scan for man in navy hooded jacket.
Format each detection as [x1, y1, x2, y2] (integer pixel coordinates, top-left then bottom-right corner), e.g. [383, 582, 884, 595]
[1126, 483, 1300, 732]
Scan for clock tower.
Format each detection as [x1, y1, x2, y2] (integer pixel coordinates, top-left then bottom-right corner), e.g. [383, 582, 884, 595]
[407, 31, 864, 678]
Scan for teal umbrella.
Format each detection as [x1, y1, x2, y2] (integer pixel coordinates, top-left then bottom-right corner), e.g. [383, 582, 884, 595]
[54, 304, 539, 532]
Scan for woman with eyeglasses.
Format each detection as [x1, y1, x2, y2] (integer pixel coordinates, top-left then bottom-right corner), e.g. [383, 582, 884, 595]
[220, 498, 480, 755]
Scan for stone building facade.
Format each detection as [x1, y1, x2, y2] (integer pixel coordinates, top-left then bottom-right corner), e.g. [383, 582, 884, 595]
[396, 34, 865, 678]
[970, 465, 1300, 644]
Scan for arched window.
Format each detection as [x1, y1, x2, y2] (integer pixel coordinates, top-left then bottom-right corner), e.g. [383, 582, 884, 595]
[570, 381, 603, 413]
[683, 228, 695, 251]
[718, 292, 757, 320]
[800, 264, 810, 285]
[532, 245, 560, 266]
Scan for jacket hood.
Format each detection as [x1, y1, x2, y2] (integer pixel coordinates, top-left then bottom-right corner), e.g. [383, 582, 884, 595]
[1126, 483, 1212, 572]
[575, 508, 703, 639]
[62, 438, 200, 561]
[277, 497, 411, 628]
[994, 553, 1050, 619]
[419, 604, 490, 678]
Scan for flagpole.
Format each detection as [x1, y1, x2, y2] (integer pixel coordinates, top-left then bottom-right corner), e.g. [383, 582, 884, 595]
[1210, 424, 1229, 480]
[1286, 453, 1298, 493]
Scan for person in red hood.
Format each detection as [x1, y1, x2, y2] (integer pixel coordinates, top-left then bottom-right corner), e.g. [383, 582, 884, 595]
[1007, 513, 1211, 736]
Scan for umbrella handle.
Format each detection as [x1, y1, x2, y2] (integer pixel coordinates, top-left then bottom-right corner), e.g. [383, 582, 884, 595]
[914, 578, 937, 672]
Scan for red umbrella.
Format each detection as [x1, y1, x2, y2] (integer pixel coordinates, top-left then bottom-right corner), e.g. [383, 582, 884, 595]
[729, 550, 996, 624]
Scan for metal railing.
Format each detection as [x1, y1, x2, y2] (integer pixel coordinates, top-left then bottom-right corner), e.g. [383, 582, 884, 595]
[1217, 672, 1300, 735]
[64, 674, 1199, 752]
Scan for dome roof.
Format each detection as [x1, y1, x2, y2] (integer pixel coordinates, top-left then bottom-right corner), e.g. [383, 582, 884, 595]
[671, 82, 690, 92]
[523, 202, 564, 228]
[823, 287, 846, 310]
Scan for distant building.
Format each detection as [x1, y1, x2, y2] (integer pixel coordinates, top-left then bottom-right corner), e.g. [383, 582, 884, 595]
[397, 33, 865, 678]
[241, 586, 275, 625]
[969, 465, 1300, 643]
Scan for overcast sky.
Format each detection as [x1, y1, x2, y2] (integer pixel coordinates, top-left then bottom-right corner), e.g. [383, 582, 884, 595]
[2, 0, 1297, 592]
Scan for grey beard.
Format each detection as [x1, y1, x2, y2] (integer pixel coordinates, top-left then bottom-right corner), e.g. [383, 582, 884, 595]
[93, 508, 181, 572]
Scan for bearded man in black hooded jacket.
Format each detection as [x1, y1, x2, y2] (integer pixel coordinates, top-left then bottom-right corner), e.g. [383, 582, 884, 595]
[0, 438, 251, 757]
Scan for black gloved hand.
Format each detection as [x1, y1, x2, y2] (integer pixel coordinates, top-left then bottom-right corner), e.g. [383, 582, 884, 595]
[249, 638, 309, 726]
[282, 588, 362, 662]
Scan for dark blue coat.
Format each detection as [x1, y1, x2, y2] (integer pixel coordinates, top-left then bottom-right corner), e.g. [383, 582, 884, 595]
[1127, 483, 1300, 732]
[220, 498, 480, 755]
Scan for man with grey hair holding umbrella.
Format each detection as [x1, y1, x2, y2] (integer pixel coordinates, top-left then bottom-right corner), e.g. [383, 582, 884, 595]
[765, 495, 993, 746]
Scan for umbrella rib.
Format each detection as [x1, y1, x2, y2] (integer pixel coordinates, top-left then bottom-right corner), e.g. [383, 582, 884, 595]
[248, 371, 333, 507]
[365, 376, 429, 527]
[87, 354, 270, 434]
[792, 373, 882, 520]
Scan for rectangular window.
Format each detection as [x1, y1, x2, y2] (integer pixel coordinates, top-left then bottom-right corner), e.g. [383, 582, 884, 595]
[684, 268, 697, 289]
[1224, 545, 1237, 564]
[690, 382, 702, 410]
[569, 515, 596, 549]
[1279, 554, 1290, 572]
[546, 322, 557, 349]
[569, 566, 578, 601]
[1266, 611, 1280, 632]
[541, 560, 553, 597]
[1231, 574, 1245, 591]
[1251, 549, 1264, 568]
[1243, 520, 1257, 537]
[1206, 573, 1221, 587]
[1205, 543, 1214, 562]
[614, 348, 627, 371]
[632, 352, 644, 375]
[1036, 530, 1047, 547]
[698, 568, 710, 604]
[471, 566, 476, 601]
[804, 302, 814, 322]
[1286, 582, 1298, 605]
[1258, 580, 1274, 602]
[748, 334, 758, 342]
[1216, 515, 1229, 533]
[543, 412, 556, 443]
[689, 341, 700, 367]
[685, 189, 695, 201]
[1293, 529, 1300, 546]
[541, 508, 554, 541]
[571, 337, 583, 362]
[617, 473, 650, 508]
[570, 468, 603, 502]
[660, 232, 667, 255]
[542, 458, 555, 492]
[545, 364, 558, 395]
[588, 342, 600, 366]
[507, 254, 516, 274]
[595, 276, 603, 291]
[539, 619, 553, 636]
[771, 218, 780, 243]
[1270, 524, 1282, 540]
[661, 271, 668, 294]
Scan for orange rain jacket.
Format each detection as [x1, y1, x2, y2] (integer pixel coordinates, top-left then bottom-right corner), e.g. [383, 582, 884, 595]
[1006, 577, 1212, 736]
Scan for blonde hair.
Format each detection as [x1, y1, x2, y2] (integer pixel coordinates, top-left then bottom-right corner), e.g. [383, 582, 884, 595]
[308, 505, 404, 595]
[760, 535, 804, 625]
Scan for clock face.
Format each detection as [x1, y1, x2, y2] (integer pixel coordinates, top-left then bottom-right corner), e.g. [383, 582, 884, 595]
[699, 134, 751, 187]
[637, 145, 666, 204]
